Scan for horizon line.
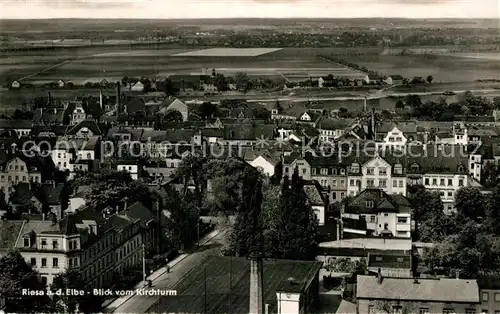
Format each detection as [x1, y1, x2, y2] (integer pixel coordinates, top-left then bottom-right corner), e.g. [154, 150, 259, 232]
[1, 17, 499, 20]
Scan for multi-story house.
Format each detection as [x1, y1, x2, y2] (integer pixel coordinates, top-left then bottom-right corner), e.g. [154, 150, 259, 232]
[71, 103, 86, 126]
[12, 201, 156, 288]
[347, 154, 407, 197]
[223, 124, 275, 147]
[477, 276, 500, 314]
[316, 118, 355, 143]
[343, 188, 412, 238]
[303, 181, 329, 225]
[406, 146, 471, 214]
[66, 119, 104, 139]
[0, 119, 33, 138]
[163, 98, 188, 122]
[10, 182, 68, 220]
[117, 160, 140, 180]
[357, 275, 480, 314]
[0, 154, 46, 201]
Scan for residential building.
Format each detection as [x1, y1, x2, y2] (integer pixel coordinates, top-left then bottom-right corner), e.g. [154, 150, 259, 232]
[246, 153, 280, 177]
[164, 98, 188, 122]
[10, 182, 68, 220]
[223, 124, 275, 147]
[117, 160, 140, 180]
[66, 120, 104, 139]
[71, 103, 86, 126]
[0, 120, 32, 138]
[0, 155, 46, 201]
[303, 181, 329, 225]
[343, 189, 412, 238]
[316, 118, 355, 143]
[347, 154, 407, 197]
[357, 275, 480, 314]
[477, 276, 500, 314]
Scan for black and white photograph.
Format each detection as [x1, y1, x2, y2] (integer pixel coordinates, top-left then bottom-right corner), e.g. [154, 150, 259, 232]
[0, 0, 499, 313]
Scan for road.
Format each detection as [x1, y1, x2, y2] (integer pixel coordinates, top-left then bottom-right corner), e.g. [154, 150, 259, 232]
[189, 88, 500, 103]
[17, 59, 72, 81]
[107, 230, 227, 313]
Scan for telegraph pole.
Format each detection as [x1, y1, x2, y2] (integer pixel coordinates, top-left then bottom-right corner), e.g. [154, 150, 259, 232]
[142, 243, 146, 285]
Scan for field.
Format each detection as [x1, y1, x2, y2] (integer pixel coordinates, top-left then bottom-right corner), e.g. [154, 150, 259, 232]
[341, 53, 500, 82]
[2, 47, 364, 85]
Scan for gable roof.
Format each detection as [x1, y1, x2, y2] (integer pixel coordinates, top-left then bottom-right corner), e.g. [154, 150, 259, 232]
[347, 188, 412, 215]
[66, 119, 103, 136]
[356, 275, 479, 303]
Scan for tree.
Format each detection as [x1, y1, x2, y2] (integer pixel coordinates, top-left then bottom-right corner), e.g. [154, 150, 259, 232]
[75, 170, 153, 212]
[234, 72, 250, 91]
[455, 187, 485, 222]
[51, 269, 103, 313]
[163, 110, 183, 123]
[162, 185, 200, 250]
[261, 182, 282, 258]
[253, 107, 271, 120]
[485, 186, 500, 234]
[493, 96, 500, 110]
[231, 167, 264, 257]
[195, 102, 218, 120]
[0, 251, 53, 313]
[279, 169, 318, 260]
[426, 75, 433, 84]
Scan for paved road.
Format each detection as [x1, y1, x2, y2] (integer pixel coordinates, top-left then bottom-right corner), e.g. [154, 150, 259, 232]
[108, 230, 227, 313]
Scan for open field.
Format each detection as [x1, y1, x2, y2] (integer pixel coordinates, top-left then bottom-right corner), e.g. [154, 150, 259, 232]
[171, 48, 283, 57]
[340, 54, 500, 82]
[444, 52, 500, 61]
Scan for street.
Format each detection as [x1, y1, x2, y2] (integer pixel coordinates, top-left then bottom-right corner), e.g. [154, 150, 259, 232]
[106, 230, 227, 313]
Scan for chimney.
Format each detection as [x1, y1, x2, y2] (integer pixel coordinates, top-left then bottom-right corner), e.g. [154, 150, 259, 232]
[377, 268, 383, 284]
[455, 270, 460, 279]
[249, 254, 264, 314]
[116, 82, 121, 116]
[42, 212, 46, 220]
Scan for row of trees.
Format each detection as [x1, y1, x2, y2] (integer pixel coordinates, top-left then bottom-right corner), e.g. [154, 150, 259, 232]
[228, 169, 319, 260]
[409, 185, 500, 278]
[396, 92, 497, 120]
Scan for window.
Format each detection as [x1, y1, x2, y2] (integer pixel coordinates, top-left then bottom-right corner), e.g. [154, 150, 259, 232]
[52, 240, 58, 249]
[393, 180, 397, 187]
[321, 168, 328, 175]
[284, 167, 289, 173]
[379, 167, 387, 175]
[41, 258, 47, 267]
[41, 239, 47, 247]
[41, 276, 47, 287]
[459, 179, 464, 187]
[311, 168, 316, 175]
[340, 169, 345, 175]
[432, 178, 437, 185]
[367, 179, 375, 187]
[394, 165, 402, 174]
[350, 179, 355, 186]
[69, 241, 73, 250]
[379, 179, 387, 188]
[53, 258, 58, 268]
[370, 215, 376, 223]
[366, 167, 375, 175]
[425, 178, 429, 185]
[465, 309, 476, 314]
[69, 259, 73, 268]
[366, 201, 374, 208]
[399, 180, 404, 188]
[419, 308, 429, 314]
[440, 179, 445, 186]
[495, 292, 500, 301]
[23, 238, 30, 247]
[448, 191, 453, 197]
[30, 258, 36, 266]
[448, 179, 453, 185]
[332, 180, 337, 187]
[368, 305, 374, 313]
[443, 309, 455, 314]
[481, 292, 489, 302]
[392, 306, 403, 314]
[398, 217, 407, 224]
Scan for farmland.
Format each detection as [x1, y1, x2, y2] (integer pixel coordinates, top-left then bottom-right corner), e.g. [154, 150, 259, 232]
[339, 53, 500, 82]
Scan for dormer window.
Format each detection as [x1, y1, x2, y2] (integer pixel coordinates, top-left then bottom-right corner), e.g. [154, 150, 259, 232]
[23, 238, 30, 247]
[394, 164, 403, 174]
[458, 165, 465, 173]
[351, 163, 359, 173]
[366, 200, 374, 208]
[410, 163, 420, 171]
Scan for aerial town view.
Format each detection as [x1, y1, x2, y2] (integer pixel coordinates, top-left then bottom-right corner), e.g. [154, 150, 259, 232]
[0, 0, 500, 313]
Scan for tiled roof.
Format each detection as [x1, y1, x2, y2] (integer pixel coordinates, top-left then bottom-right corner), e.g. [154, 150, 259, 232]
[316, 117, 354, 131]
[356, 275, 480, 303]
[303, 183, 327, 206]
[347, 189, 412, 215]
[223, 124, 275, 141]
[142, 129, 196, 143]
[0, 119, 33, 129]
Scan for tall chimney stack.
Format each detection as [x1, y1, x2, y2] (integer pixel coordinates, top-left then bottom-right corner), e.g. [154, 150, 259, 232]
[249, 253, 264, 314]
[116, 82, 121, 116]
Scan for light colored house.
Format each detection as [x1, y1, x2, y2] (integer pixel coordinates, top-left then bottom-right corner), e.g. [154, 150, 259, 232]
[303, 182, 328, 225]
[357, 275, 480, 314]
[117, 161, 140, 180]
[0, 155, 43, 201]
[131, 81, 144, 92]
[248, 154, 279, 177]
[316, 117, 354, 143]
[71, 103, 86, 126]
[344, 188, 412, 238]
[164, 98, 188, 122]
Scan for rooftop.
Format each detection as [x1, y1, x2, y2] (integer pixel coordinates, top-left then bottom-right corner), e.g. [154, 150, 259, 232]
[356, 275, 480, 303]
[154, 255, 322, 313]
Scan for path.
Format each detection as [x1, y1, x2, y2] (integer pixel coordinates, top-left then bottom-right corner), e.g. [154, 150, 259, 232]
[105, 229, 226, 313]
[17, 59, 72, 81]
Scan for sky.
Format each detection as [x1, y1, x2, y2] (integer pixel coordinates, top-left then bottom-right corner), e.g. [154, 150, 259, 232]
[0, 0, 499, 19]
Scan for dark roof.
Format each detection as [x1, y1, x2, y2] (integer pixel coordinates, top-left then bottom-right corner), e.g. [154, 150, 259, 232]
[155, 255, 322, 313]
[66, 119, 103, 136]
[141, 129, 196, 143]
[0, 119, 33, 129]
[346, 189, 412, 215]
[223, 124, 275, 141]
[367, 253, 411, 269]
[0, 220, 24, 250]
[59, 213, 79, 235]
[477, 276, 500, 290]
[389, 75, 404, 80]
[10, 182, 65, 206]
